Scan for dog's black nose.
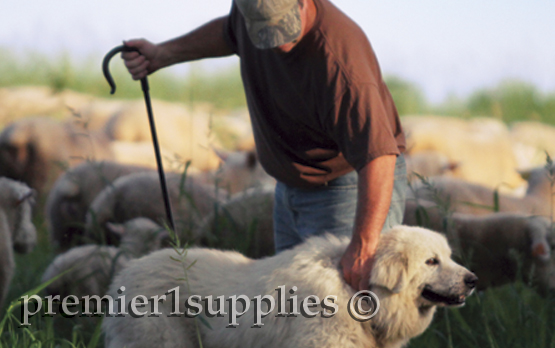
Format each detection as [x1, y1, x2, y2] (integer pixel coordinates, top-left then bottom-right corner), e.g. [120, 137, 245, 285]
[464, 273, 478, 289]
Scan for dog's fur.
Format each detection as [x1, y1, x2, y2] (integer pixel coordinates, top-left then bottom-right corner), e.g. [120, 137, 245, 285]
[103, 226, 476, 348]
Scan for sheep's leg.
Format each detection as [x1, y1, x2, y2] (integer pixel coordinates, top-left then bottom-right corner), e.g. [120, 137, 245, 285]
[0, 216, 15, 309]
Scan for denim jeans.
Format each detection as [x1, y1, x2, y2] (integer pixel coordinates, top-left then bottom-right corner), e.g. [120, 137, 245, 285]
[273, 154, 407, 253]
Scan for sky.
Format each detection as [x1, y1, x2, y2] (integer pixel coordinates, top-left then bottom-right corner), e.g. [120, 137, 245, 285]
[3, 0, 555, 103]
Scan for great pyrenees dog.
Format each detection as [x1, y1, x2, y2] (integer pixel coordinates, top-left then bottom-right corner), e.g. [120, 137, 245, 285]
[103, 225, 477, 348]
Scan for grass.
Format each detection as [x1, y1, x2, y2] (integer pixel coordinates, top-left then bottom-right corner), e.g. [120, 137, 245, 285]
[412, 282, 555, 348]
[0, 215, 104, 347]
[3, 185, 555, 347]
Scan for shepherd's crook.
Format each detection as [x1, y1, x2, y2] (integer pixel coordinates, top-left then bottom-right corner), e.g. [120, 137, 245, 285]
[102, 45, 176, 232]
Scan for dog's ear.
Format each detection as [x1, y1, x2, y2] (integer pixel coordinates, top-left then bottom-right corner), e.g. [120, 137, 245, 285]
[370, 251, 410, 294]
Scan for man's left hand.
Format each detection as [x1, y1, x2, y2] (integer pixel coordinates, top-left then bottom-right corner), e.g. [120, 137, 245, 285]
[340, 237, 376, 291]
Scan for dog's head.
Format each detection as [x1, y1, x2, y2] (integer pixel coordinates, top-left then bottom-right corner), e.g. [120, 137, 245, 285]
[370, 225, 477, 308]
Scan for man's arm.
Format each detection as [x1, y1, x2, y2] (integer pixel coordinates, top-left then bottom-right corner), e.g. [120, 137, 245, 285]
[340, 154, 397, 291]
[122, 16, 234, 80]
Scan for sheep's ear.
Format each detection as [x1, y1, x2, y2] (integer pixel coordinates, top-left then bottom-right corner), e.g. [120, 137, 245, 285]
[517, 168, 533, 181]
[246, 151, 257, 169]
[370, 253, 409, 294]
[444, 161, 459, 172]
[212, 147, 230, 162]
[157, 230, 172, 247]
[15, 188, 35, 206]
[106, 222, 125, 238]
[57, 180, 79, 198]
[531, 240, 551, 262]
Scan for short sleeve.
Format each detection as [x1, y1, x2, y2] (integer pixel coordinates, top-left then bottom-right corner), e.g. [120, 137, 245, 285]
[222, 3, 239, 54]
[326, 83, 401, 171]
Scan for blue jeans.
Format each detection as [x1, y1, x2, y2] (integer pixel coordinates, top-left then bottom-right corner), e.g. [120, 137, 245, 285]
[273, 154, 407, 253]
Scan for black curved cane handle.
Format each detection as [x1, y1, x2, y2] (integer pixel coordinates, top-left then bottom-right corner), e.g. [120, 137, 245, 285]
[102, 45, 143, 94]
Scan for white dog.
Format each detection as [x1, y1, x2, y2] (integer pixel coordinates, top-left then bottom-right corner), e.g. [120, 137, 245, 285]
[103, 225, 477, 348]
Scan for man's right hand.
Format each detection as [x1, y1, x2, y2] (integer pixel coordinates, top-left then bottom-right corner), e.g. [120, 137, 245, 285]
[120, 17, 233, 81]
[122, 39, 160, 80]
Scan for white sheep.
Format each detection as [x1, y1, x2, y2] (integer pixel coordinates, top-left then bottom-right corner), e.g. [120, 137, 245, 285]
[0, 117, 114, 199]
[510, 121, 555, 169]
[402, 115, 525, 190]
[407, 164, 555, 217]
[45, 161, 151, 251]
[103, 100, 222, 171]
[197, 149, 276, 194]
[0, 177, 37, 308]
[0, 86, 91, 124]
[41, 217, 169, 299]
[84, 171, 227, 244]
[196, 185, 275, 258]
[403, 200, 554, 290]
[109, 141, 183, 172]
[405, 150, 458, 181]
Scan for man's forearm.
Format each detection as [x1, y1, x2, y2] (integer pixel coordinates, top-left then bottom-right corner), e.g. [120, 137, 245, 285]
[352, 155, 396, 253]
[157, 16, 235, 69]
[340, 154, 396, 290]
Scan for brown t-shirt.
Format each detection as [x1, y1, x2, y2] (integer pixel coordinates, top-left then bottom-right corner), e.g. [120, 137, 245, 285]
[223, 0, 405, 188]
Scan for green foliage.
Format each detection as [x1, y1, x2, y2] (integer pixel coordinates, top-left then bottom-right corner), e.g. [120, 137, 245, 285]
[384, 75, 428, 116]
[466, 80, 546, 123]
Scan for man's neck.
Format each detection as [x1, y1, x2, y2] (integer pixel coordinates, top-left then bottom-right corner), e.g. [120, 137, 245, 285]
[303, 0, 318, 36]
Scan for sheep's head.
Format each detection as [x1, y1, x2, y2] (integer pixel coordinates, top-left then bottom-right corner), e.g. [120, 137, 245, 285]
[107, 217, 170, 257]
[0, 178, 37, 253]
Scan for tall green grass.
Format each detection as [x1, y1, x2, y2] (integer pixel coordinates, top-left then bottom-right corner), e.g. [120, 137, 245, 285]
[411, 282, 555, 348]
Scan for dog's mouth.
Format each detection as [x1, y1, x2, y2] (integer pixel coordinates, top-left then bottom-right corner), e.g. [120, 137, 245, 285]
[421, 286, 467, 307]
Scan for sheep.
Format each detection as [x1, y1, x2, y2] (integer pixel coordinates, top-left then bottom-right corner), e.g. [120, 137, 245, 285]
[45, 161, 152, 251]
[103, 100, 221, 171]
[84, 171, 227, 245]
[407, 164, 555, 217]
[0, 86, 91, 125]
[0, 117, 114, 200]
[196, 185, 275, 258]
[402, 115, 524, 190]
[109, 141, 184, 172]
[198, 149, 276, 194]
[510, 121, 555, 169]
[41, 217, 169, 299]
[210, 108, 255, 150]
[403, 200, 554, 290]
[0, 177, 37, 308]
[405, 150, 458, 182]
[66, 98, 128, 132]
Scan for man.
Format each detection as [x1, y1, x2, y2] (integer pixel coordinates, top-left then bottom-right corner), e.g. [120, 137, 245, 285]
[122, 0, 407, 291]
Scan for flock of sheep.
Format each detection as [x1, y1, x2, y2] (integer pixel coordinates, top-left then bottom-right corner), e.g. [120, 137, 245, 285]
[1, 86, 555, 326]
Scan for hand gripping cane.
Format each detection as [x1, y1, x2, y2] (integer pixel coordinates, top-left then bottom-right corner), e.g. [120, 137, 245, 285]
[102, 45, 176, 232]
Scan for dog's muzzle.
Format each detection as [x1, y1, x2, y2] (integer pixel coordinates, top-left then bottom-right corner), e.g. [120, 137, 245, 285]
[421, 273, 478, 306]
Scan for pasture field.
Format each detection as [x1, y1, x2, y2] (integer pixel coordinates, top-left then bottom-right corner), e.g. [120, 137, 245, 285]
[1, 48, 555, 124]
[2, 205, 555, 347]
[1, 49, 555, 347]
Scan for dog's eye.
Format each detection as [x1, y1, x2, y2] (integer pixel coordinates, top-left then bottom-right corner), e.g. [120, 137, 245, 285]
[425, 258, 439, 266]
